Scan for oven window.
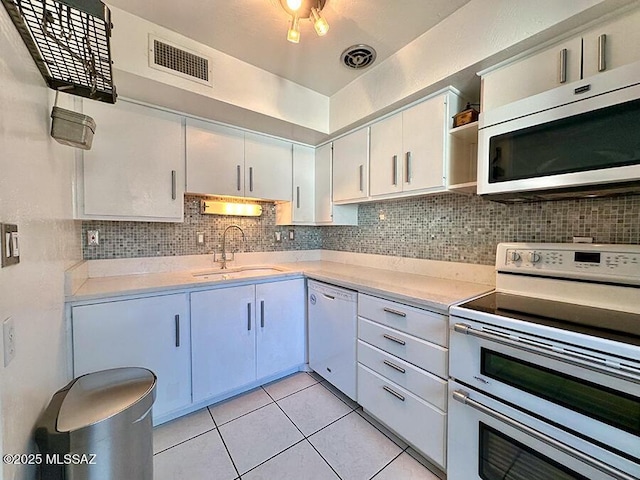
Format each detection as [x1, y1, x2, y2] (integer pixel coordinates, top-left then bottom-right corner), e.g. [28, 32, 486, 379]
[479, 423, 589, 480]
[488, 98, 640, 183]
[481, 349, 640, 437]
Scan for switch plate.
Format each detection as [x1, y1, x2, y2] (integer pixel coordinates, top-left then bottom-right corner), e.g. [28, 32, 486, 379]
[288, 229, 295, 240]
[275, 231, 282, 242]
[87, 230, 99, 246]
[1, 223, 19, 267]
[3, 317, 15, 367]
[196, 232, 205, 246]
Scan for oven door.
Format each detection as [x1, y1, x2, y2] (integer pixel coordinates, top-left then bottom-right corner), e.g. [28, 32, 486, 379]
[448, 380, 638, 480]
[449, 317, 640, 464]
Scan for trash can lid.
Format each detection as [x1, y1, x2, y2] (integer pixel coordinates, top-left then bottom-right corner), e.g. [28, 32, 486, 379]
[57, 367, 156, 433]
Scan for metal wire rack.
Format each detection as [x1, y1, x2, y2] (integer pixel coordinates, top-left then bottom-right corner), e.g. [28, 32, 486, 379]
[2, 0, 116, 103]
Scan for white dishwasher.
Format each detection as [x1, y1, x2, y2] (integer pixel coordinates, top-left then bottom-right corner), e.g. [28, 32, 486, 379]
[308, 280, 358, 401]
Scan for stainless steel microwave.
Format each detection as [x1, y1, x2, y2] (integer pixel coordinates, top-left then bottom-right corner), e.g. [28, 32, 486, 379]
[477, 60, 640, 201]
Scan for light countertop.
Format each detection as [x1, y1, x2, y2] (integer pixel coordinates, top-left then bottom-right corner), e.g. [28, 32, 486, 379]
[68, 260, 493, 312]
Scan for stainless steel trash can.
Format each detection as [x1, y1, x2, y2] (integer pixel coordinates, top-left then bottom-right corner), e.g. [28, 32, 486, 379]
[35, 367, 156, 480]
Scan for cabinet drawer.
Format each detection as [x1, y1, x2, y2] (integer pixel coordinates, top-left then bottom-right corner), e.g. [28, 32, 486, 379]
[358, 317, 447, 379]
[358, 364, 446, 469]
[358, 294, 447, 347]
[357, 340, 447, 411]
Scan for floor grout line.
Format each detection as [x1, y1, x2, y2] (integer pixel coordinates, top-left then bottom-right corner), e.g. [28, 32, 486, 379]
[152, 425, 217, 456]
[367, 449, 405, 480]
[208, 406, 242, 480]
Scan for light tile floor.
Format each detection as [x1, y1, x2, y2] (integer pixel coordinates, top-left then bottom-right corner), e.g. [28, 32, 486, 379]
[153, 372, 443, 480]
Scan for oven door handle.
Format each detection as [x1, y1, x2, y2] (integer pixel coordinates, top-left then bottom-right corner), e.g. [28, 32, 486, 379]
[452, 390, 637, 480]
[454, 323, 640, 385]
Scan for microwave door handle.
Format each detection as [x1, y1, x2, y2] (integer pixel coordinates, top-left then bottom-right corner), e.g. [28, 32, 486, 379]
[452, 390, 637, 480]
[453, 323, 640, 385]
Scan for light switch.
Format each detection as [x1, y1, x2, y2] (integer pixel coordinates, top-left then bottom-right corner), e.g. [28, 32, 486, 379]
[1, 223, 19, 267]
[196, 232, 205, 245]
[289, 229, 295, 240]
[275, 231, 282, 242]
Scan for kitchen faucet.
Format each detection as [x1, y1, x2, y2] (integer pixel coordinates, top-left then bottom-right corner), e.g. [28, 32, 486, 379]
[221, 224, 245, 269]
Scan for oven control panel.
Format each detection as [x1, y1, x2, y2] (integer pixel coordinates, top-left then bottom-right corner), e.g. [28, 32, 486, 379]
[497, 243, 640, 284]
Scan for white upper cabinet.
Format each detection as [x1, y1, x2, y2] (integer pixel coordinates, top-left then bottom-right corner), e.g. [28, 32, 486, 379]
[78, 99, 185, 222]
[369, 90, 461, 198]
[276, 144, 315, 224]
[315, 143, 334, 223]
[481, 37, 582, 112]
[186, 122, 292, 201]
[482, 7, 640, 112]
[582, 8, 640, 79]
[185, 119, 245, 197]
[332, 127, 369, 203]
[244, 133, 293, 201]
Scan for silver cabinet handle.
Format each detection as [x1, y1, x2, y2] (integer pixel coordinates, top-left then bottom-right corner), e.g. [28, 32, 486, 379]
[559, 48, 567, 84]
[453, 323, 640, 384]
[247, 303, 252, 331]
[383, 307, 407, 317]
[392, 155, 398, 186]
[383, 333, 406, 346]
[296, 186, 300, 209]
[249, 167, 254, 192]
[383, 385, 405, 402]
[452, 390, 637, 480]
[598, 34, 607, 72]
[260, 300, 265, 328]
[383, 360, 406, 374]
[174, 314, 180, 347]
[359, 164, 364, 192]
[405, 152, 412, 183]
[236, 165, 241, 191]
[171, 170, 177, 200]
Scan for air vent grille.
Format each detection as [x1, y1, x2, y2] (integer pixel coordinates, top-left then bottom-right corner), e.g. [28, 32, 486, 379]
[341, 45, 377, 70]
[149, 36, 212, 86]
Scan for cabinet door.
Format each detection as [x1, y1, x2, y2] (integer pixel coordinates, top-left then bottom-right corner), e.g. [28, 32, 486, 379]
[80, 100, 184, 221]
[481, 37, 582, 112]
[72, 294, 191, 421]
[370, 113, 403, 196]
[402, 96, 446, 192]
[314, 143, 333, 222]
[292, 145, 315, 223]
[256, 279, 305, 379]
[245, 133, 292, 201]
[185, 118, 245, 196]
[583, 8, 640, 78]
[332, 128, 369, 202]
[191, 285, 256, 403]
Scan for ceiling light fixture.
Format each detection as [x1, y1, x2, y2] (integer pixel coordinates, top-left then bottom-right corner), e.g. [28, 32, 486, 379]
[279, 0, 329, 44]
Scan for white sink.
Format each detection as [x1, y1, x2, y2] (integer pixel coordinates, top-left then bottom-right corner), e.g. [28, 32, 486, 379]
[192, 266, 286, 281]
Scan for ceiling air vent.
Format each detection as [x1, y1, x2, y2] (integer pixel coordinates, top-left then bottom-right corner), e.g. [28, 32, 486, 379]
[148, 35, 212, 87]
[341, 45, 377, 70]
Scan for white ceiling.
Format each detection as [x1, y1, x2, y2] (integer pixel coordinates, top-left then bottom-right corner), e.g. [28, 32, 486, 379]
[106, 0, 472, 96]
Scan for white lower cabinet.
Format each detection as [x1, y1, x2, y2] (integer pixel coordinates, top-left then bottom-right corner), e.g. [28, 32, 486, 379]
[71, 294, 192, 422]
[191, 279, 305, 404]
[356, 293, 448, 470]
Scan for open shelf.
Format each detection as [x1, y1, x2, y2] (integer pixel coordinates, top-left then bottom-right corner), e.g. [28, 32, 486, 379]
[450, 121, 478, 143]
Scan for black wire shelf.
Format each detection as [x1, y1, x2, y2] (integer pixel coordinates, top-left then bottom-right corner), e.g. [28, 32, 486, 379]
[2, 0, 117, 103]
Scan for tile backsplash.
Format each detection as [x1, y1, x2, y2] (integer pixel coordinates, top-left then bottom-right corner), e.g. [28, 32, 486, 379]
[83, 193, 640, 265]
[82, 196, 322, 260]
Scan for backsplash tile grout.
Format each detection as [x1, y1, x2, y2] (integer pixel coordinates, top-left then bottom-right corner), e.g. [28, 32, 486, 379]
[83, 193, 640, 265]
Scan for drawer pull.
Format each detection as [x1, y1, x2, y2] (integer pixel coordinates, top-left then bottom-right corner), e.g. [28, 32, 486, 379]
[383, 360, 406, 374]
[383, 307, 407, 317]
[383, 385, 405, 402]
[383, 333, 406, 346]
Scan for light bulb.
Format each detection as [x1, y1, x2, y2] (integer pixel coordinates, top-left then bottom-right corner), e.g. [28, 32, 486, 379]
[287, 15, 300, 43]
[286, 0, 302, 11]
[310, 7, 329, 36]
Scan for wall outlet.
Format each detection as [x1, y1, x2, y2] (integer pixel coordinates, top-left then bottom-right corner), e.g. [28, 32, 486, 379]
[275, 231, 282, 242]
[196, 232, 205, 245]
[87, 230, 99, 246]
[3, 317, 15, 367]
[1, 223, 19, 267]
[288, 229, 295, 240]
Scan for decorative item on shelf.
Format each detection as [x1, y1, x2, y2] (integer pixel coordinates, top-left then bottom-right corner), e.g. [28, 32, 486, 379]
[452, 102, 479, 128]
[1, 0, 117, 103]
[278, 0, 329, 44]
[200, 200, 263, 217]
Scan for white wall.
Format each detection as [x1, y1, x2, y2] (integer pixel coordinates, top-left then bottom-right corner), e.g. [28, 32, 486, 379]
[0, 6, 82, 480]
